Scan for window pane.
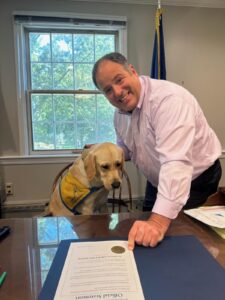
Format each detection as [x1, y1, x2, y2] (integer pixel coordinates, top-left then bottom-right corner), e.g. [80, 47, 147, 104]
[32, 122, 54, 150]
[31, 94, 53, 122]
[55, 122, 76, 149]
[31, 94, 55, 150]
[76, 94, 96, 122]
[97, 95, 116, 143]
[54, 94, 76, 149]
[95, 34, 115, 60]
[54, 94, 74, 121]
[97, 94, 115, 120]
[31, 63, 52, 89]
[75, 63, 94, 89]
[29, 33, 51, 62]
[76, 94, 96, 148]
[53, 63, 74, 89]
[74, 34, 94, 62]
[77, 123, 96, 148]
[97, 122, 116, 143]
[52, 33, 72, 62]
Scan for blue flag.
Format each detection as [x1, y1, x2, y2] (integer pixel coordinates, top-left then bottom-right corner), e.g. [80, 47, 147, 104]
[151, 8, 166, 80]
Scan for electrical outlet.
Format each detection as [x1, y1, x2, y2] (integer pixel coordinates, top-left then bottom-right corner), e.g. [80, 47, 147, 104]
[5, 183, 14, 196]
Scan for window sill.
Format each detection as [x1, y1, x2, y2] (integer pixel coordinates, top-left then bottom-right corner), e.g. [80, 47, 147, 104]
[0, 154, 79, 165]
[1, 152, 224, 166]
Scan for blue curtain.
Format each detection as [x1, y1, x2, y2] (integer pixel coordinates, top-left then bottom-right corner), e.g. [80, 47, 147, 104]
[145, 8, 166, 207]
[151, 8, 166, 80]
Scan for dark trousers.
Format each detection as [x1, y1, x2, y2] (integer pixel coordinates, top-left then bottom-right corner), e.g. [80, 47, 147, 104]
[143, 159, 222, 211]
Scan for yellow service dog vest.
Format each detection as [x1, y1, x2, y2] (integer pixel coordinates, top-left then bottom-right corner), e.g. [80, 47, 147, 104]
[59, 170, 102, 214]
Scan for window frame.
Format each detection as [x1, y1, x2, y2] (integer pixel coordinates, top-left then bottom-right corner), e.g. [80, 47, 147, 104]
[14, 11, 127, 156]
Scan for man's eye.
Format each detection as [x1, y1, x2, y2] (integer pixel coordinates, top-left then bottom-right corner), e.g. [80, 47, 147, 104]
[116, 78, 123, 84]
[105, 87, 112, 94]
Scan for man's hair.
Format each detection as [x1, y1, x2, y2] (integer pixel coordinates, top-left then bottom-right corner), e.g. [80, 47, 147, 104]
[92, 52, 129, 89]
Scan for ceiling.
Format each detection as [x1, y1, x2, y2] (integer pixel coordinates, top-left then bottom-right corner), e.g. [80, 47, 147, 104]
[74, 0, 225, 8]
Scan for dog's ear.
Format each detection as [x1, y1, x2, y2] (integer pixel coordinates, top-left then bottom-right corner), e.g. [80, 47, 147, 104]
[81, 148, 90, 160]
[81, 144, 96, 160]
[83, 152, 96, 181]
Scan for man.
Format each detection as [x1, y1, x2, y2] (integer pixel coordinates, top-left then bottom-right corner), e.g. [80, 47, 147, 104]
[92, 52, 222, 250]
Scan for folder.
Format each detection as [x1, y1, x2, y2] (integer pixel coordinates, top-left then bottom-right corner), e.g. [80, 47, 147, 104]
[38, 236, 225, 300]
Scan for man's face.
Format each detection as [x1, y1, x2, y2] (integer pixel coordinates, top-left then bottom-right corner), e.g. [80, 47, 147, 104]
[95, 60, 141, 112]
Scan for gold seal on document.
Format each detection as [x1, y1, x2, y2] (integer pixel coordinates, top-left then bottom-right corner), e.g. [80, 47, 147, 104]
[111, 246, 126, 254]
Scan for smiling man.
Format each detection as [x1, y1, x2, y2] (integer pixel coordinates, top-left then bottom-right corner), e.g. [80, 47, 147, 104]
[92, 52, 222, 250]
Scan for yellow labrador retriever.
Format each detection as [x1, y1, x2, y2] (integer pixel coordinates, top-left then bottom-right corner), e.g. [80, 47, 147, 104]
[47, 142, 124, 216]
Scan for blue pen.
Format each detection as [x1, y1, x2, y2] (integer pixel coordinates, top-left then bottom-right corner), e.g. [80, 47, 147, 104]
[0, 271, 7, 287]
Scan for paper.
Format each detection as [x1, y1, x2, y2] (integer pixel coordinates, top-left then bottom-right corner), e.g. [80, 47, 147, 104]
[53, 240, 145, 300]
[184, 205, 225, 228]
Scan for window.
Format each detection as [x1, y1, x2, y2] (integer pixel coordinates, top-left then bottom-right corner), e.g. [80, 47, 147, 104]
[14, 13, 127, 155]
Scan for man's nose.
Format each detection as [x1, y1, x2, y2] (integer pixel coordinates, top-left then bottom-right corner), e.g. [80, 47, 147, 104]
[112, 85, 122, 98]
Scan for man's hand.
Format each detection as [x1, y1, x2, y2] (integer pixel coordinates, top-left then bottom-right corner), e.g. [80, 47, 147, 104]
[128, 213, 172, 250]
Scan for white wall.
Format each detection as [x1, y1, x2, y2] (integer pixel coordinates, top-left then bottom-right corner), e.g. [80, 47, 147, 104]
[0, 0, 224, 207]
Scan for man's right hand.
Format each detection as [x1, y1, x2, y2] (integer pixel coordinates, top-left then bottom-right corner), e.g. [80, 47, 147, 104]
[128, 213, 171, 250]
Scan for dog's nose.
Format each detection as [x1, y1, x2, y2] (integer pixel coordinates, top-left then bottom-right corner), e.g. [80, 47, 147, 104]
[112, 181, 121, 189]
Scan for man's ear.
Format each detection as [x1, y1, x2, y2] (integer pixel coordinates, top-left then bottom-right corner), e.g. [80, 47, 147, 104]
[83, 152, 96, 181]
[128, 64, 138, 76]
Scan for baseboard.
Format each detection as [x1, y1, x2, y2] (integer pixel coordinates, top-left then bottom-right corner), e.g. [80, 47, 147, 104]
[2, 196, 143, 213]
[2, 199, 48, 212]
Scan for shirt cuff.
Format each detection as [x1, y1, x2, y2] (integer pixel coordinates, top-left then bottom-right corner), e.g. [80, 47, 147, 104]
[152, 196, 184, 219]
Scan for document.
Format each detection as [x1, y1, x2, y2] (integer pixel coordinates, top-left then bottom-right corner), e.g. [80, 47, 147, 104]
[184, 206, 225, 239]
[184, 205, 225, 228]
[53, 240, 145, 300]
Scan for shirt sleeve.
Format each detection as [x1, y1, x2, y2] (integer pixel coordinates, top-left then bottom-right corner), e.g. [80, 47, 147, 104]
[114, 111, 131, 161]
[151, 95, 196, 219]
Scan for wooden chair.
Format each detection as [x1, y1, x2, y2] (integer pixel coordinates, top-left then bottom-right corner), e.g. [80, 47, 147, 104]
[52, 162, 132, 213]
[203, 186, 225, 206]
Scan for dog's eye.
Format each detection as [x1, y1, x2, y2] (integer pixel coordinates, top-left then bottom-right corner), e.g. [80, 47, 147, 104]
[116, 162, 121, 168]
[101, 165, 109, 170]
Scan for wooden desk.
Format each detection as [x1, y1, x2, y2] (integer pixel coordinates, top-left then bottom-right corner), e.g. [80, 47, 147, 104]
[0, 212, 224, 300]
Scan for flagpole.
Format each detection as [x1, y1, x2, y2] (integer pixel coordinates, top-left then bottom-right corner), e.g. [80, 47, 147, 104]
[158, 0, 161, 9]
[157, 2, 162, 78]
[151, 1, 166, 80]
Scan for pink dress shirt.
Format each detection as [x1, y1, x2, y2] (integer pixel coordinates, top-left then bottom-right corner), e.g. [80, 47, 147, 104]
[115, 76, 222, 219]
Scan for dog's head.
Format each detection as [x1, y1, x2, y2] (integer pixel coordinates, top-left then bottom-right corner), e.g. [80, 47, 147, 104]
[82, 142, 124, 190]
